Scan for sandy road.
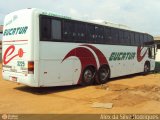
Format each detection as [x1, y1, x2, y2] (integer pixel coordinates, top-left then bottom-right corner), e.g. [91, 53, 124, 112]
[0, 64, 160, 114]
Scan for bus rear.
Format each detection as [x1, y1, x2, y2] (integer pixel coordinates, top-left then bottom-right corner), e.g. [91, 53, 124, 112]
[2, 9, 37, 86]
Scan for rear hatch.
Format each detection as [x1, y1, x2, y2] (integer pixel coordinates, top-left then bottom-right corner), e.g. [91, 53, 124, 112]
[2, 9, 35, 86]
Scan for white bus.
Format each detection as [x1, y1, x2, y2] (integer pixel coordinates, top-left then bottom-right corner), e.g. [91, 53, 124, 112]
[2, 8, 155, 87]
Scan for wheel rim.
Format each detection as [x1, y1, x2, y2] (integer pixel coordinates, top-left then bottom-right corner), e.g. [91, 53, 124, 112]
[99, 68, 109, 81]
[84, 69, 93, 82]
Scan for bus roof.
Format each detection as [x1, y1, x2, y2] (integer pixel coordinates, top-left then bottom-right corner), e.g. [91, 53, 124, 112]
[37, 8, 152, 35]
[7, 8, 152, 36]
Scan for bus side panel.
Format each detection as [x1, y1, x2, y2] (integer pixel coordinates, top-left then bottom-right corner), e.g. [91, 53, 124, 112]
[38, 42, 79, 87]
[38, 43, 153, 86]
[96, 45, 148, 78]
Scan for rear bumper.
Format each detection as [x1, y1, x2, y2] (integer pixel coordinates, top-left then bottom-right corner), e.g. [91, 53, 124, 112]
[2, 71, 39, 87]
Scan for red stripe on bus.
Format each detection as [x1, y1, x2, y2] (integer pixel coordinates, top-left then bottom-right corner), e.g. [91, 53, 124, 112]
[81, 44, 109, 67]
[137, 47, 147, 62]
[3, 40, 28, 42]
[62, 47, 97, 84]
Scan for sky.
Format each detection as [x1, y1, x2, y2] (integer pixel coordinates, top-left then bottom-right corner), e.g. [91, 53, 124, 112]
[0, 0, 160, 36]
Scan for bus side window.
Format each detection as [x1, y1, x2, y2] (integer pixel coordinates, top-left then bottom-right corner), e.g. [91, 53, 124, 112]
[148, 35, 153, 42]
[63, 20, 74, 42]
[130, 32, 135, 46]
[95, 26, 104, 44]
[135, 33, 140, 46]
[144, 34, 148, 45]
[140, 34, 144, 45]
[104, 27, 111, 44]
[51, 19, 62, 40]
[74, 22, 86, 43]
[119, 30, 124, 45]
[111, 28, 119, 45]
[124, 31, 130, 45]
[40, 17, 51, 41]
[86, 24, 95, 43]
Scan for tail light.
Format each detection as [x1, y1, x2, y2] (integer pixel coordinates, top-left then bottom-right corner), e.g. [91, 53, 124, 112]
[28, 61, 34, 74]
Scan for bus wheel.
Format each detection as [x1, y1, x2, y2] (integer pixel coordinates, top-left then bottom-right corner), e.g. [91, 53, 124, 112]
[81, 66, 96, 86]
[144, 62, 150, 74]
[96, 65, 110, 84]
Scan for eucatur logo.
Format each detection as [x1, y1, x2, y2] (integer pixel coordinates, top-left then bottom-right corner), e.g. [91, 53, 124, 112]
[3, 45, 24, 65]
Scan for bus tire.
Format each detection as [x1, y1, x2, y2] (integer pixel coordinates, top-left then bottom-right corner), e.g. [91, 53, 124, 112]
[81, 66, 96, 86]
[144, 61, 150, 74]
[96, 65, 110, 84]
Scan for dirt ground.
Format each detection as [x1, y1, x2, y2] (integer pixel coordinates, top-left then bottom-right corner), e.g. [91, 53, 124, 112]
[0, 63, 160, 114]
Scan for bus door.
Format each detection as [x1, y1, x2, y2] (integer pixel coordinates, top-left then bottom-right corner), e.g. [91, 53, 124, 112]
[148, 45, 156, 71]
[148, 45, 155, 59]
[155, 43, 160, 71]
[155, 43, 160, 61]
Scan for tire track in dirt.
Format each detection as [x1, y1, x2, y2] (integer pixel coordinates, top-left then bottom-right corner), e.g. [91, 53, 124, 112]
[95, 84, 160, 107]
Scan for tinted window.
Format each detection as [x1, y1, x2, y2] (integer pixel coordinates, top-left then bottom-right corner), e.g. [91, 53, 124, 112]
[40, 15, 154, 46]
[111, 28, 119, 44]
[119, 30, 124, 45]
[130, 32, 135, 45]
[124, 31, 130, 45]
[144, 34, 148, 44]
[86, 24, 95, 42]
[51, 19, 61, 40]
[140, 34, 144, 45]
[74, 22, 86, 42]
[95, 26, 104, 43]
[63, 20, 75, 41]
[40, 17, 51, 41]
[135, 33, 140, 45]
[148, 35, 153, 42]
[104, 27, 111, 44]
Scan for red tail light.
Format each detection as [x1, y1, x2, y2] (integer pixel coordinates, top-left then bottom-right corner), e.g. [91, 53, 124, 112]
[28, 61, 34, 74]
